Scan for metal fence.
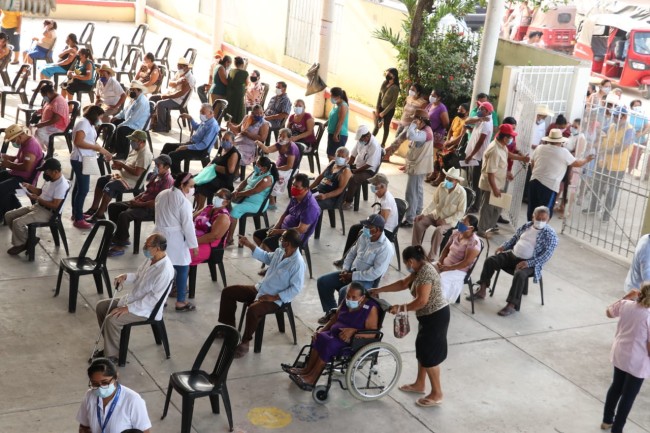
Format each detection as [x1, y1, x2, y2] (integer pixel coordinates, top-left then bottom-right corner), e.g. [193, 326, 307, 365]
[285, 0, 321, 63]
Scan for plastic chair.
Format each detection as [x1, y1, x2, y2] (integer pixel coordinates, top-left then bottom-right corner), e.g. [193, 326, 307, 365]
[390, 198, 408, 271]
[132, 214, 154, 255]
[300, 239, 313, 279]
[114, 163, 151, 202]
[353, 152, 385, 211]
[237, 180, 276, 239]
[32, 40, 55, 80]
[46, 100, 80, 158]
[15, 79, 51, 124]
[153, 37, 172, 84]
[463, 186, 476, 213]
[121, 23, 148, 60]
[212, 98, 228, 127]
[460, 238, 485, 314]
[168, 87, 193, 128]
[0, 44, 12, 85]
[179, 100, 224, 172]
[54, 220, 116, 313]
[284, 143, 305, 199]
[26, 187, 70, 262]
[303, 120, 327, 174]
[489, 268, 544, 308]
[96, 36, 120, 68]
[96, 123, 116, 175]
[183, 48, 197, 68]
[314, 184, 348, 239]
[118, 279, 173, 367]
[161, 324, 240, 433]
[143, 101, 156, 153]
[78, 22, 95, 53]
[259, 82, 270, 109]
[0, 64, 30, 117]
[115, 47, 142, 84]
[238, 302, 297, 354]
[188, 238, 228, 299]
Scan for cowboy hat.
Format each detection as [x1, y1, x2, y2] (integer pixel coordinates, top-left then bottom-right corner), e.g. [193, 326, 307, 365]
[177, 57, 193, 68]
[128, 80, 149, 93]
[442, 167, 464, 182]
[535, 104, 554, 117]
[542, 129, 568, 144]
[96, 64, 115, 76]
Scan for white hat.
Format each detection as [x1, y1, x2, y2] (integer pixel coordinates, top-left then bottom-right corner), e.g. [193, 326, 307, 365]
[355, 125, 370, 140]
[605, 93, 620, 106]
[177, 57, 192, 68]
[129, 80, 149, 93]
[542, 129, 568, 144]
[535, 104, 554, 117]
[442, 167, 464, 182]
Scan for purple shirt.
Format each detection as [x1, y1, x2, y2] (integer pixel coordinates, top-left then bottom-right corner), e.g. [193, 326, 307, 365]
[427, 102, 448, 135]
[277, 141, 301, 170]
[608, 299, 650, 379]
[10, 137, 43, 181]
[280, 191, 321, 243]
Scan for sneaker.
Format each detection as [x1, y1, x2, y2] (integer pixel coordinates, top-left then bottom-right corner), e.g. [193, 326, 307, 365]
[497, 215, 509, 224]
[73, 220, 93, 229]
[399, 221, 413, 228]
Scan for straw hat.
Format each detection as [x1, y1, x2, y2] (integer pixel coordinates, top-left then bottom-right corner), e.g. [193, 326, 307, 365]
[177, 57, 193, 68]
[442, 167, 464, 182]
[535, 104, 554, 117]
[129, 80, 149, 93]
[542, 129, 568, 144]
[97, 64, 115, 76]
[5, 123, 29, 141]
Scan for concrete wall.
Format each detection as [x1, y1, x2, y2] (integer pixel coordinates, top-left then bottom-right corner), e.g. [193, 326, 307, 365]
[48, 0, 135, 22]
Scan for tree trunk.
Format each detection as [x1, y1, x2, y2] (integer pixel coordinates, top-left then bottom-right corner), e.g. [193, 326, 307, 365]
[408, 0, 434, 81]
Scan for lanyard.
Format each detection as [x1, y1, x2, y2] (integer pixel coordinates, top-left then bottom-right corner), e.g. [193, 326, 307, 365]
[96, 384, 121, 433]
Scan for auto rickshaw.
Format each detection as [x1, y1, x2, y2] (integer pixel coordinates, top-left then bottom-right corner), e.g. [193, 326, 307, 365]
[526, 5, 577, 53]
[574, 14, 650, 98]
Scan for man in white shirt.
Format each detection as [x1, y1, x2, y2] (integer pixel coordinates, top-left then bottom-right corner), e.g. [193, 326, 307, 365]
[412, 167, 467, 261]
[5, 158, 69, 255]
[463, 101, 494, 212]
[343, 125, 382, 209]
[95, 64, 126, 121]
[531, 104, 554, 148]
[151, 57, 196, 133]
[93, 233, 175, 364]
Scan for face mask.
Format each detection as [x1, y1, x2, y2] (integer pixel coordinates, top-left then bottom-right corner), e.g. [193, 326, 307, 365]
[406, 265, 415, 274]
[346, 299, 360, 309]
[505, 137, 514, 145]
[185, 187, 195, 199]
[253, 115, 263, 122]
[370, 184, 377, 194]
[602, 87, 611, 94]
[294, 106, 304, 115]
[331, 97, 338, 105]
[279, 139, 289, 146]
[457, 112, 466, 118]
[93, 382, 116, 399]
[290, 186, 302, 197]
[42, 96, 50, 103]
[250, 76, 258, 83]
[11, 141, 19, 148]
[221, 140, 232, 150]
[408, 90, 416, 98]
[443, 180, 454, 190]
[533, 220, 546, 230]
[385, 75, 393, 81]
[632, 106, 642, 113]
[275, 88, 282, 95]
[253, 165, 261, 174]
[477, 109, 486, 117]
[362, 227, 371, 238]
[199, 114, 209, 122]
[129, 91, 137, 99]
[213, 197, 224, 208]
[570, 127, 579, 136]
[536, 119, 544, 125]
[99, 77, 108, 85]
[43, 173, 53, 182]
[151, 166, 159, 177]
[129, 141, 139, 150]
[457, 222, 468, 233]
[429, 96, 437, 104]
[143, 248, 153, 259]
[335, 156, 346, 166]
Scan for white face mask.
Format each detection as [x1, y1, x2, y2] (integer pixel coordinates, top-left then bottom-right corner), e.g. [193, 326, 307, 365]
[185, 187, 195, 199]
[275, 88, 282, 96]
[294, 106, 304, 115]
[213, 197, 224, 208]
[408, 90, 416, 98]
[533, 220, 546, 230]
[602, 86, 611, 94]
[199, 114, 209, 122]
[429, 96, 437, 104]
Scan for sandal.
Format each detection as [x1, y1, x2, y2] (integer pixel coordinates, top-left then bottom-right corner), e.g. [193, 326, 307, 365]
[399, 384, 426, 395]
[108, 248, 125, 257]
[289, 374, 314, 391]
[416, 397, 443, 407]
[175, 303, 196, 312]
[465, 289, 486, 301]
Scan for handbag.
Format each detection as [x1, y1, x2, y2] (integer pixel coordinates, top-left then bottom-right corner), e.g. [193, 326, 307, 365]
[194, 164, 217, 186]
[393, 304, 410, 338]
[305, 63, 327, 96]
[81, 155, 101, 176]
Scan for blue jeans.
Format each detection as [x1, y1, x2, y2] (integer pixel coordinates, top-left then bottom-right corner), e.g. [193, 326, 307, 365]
[317, 271, 373, 312]
[70, 160, 90, 221]
[174, 265, 190, 303]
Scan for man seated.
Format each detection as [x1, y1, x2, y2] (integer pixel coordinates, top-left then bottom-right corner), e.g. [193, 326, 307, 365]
[264, 81, 292, 141]
[282, 282, 379, 390]
[342, 125, 382, 210]
[218, 229, 305, 358]
[253, 173, 320, 252]
[468, 206, 558, 316]
[412, 167, 467, 262]
[317, 214, 393, 324]
[150, 57, 196, 133]
[110, 81, 150, 159]
[107, 155, 173, 257]
[84, 130, 152, 222]
[34, 83, 69, 153]
[0, 124, 44, 219]
[95, 64, 126, 121]
[160, 103, 220, 175]
[5, 158, 69, 255]
[93, 233, 175, 364]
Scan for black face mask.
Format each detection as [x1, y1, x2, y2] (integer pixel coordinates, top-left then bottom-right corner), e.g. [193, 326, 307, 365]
[250, 76, 258, 83]
[457, 112, 466, 118]
[129, 90, 137, 99]
[385, 75, 393, 81]
[43, 173, 53, 182]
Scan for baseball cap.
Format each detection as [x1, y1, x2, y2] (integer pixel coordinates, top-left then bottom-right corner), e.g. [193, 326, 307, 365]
[478, 101, 494, 114]
[37, 158, 62, 172]
[360, 214, 385, 230]
[368, 173, 389, 185]
[126, 130, 147, 142]
[154, 154, 172, 167]
[498, 124, 518, 137]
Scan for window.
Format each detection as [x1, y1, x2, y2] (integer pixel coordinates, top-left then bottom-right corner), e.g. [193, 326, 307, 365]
[285, 0, 321, 63]
[199, 0, 215, 16]
[558, 13, 572, 24]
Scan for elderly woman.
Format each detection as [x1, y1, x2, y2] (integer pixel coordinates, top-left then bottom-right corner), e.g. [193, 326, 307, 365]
[435, 214, 481, 303]
[228, 104, 270, 175]
[39, 33, 78, 80]
[23, 19, 56, 64]
[602, 284, 650, 433]
[309, 146, 352, 210]
[256, 127, 300, 209]
[287, 99, 316, 150]
[227, 156, 277, 244]
[134, 52, 161, 94]
[370, 245, 449, 407]
[283, 282, 379, 389]
[61, 48, 96, 100]
[77, 358, 151, 433]
[194, 131, 241, 211]
[190, 188, 232, 266]
[154, 172, 199, 312]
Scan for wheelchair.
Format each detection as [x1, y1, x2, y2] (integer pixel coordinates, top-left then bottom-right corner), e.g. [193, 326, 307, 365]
[282, 299, 402, 404]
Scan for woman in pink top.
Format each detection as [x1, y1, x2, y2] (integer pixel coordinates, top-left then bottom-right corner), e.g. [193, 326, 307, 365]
[34, 83, 69, 152]
[602, 284, 650, 432]
[435, 215, 481, 303]
[190, 188, 232, 265]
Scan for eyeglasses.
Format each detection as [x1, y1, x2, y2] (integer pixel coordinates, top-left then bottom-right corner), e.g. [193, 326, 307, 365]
[88, 379, 114, 390]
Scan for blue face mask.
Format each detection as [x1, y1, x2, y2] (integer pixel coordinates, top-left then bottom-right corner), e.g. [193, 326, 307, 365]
[346, 299, 361, 309]
[362, 227, 371, 238]
[253, 165, 261, 174]
[443, 180, 454, 190]
[99, 77, 108, 85]
[221, 140, 233, 150]
[335, 156, 346, 166]
[253, 115, 263, 122]
[457, 222, 468, 233]
[143, 248, 153, 259]
[370, 184, 377, 194]
[406, 265, 415, 274]
[506, 137, 514, 145]
[93, 382, 116, 399]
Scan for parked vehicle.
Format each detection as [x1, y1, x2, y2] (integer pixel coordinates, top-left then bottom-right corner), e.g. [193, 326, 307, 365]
[574, 14, 650, 98]
[527, 5, 577, 53]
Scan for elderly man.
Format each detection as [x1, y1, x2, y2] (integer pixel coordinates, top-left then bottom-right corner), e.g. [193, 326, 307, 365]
[219, 229, 305, 358]
[34, 83, 69, 154]
[84, 130, 152, 222]
[531, 104, 554, 148]
[160, 103, 220, 175]
[462, 101, 494, 212]
[317, 214, 393, 324]
[253, 173, 320, 251]
[264, 81, 292, 141]
[95, 64, 126, 121]
[111, 80, 150, 159]
[342, 125, 382, 209]
[5, 158, 69, 255]
[151, 57, 196, 133]
[107, 155, 174, 257]
[468, 206, 558, 316]
[584, 106, 635, 222]
[412, 167, 467, 262]
[625, 234, 650, 292]
[93, 233, 175, 364]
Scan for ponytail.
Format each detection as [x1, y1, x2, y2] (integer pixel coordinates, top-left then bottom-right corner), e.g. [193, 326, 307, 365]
[402, 245, 426, 262]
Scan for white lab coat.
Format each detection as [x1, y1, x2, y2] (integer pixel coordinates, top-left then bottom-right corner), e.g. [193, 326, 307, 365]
[153, 188, 198, 266]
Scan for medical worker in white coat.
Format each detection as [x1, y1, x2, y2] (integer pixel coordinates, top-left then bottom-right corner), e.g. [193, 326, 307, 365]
[154, 172, 199, 311]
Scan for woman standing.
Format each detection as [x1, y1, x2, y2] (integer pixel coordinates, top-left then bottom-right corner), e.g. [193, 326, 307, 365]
[209, 55, 231, 104]
[326, 87, 349, 161]
[601, 285, 650, 433]
[425, 89, 450, 183]
[225, 56, 249, 124]
[396, 83, 428, 137]
[190, 188, 232, 265]
[287, 99, 316, 150]
[372, 68, 400, 148]
[61, 48, 96, 100]
[154, 172, 199, 312]
[70, 105, 112, 229]
[370, 245, 449, 407]
[77, 358, 152, 433]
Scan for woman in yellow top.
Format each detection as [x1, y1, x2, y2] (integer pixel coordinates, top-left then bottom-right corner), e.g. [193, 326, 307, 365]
[372, 68, 400, 148]
[0, 10, 21, 64]
[23, 19, 56, 65]
[433, 103, 470, 184]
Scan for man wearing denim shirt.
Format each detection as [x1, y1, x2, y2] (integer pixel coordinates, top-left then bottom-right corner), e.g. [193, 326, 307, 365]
[110, 81, 150, 159]
[218, 228, 305, 358]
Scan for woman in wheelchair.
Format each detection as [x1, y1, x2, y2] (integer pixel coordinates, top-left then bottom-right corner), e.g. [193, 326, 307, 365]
[283, 282, 379, 390]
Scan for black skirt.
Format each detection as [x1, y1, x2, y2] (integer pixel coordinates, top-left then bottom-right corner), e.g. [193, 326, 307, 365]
[415, 305, 450, 368]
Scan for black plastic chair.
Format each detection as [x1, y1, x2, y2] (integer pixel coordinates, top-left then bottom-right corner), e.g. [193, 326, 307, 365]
[169, 87, 193, 129]
[97, 123, 116, 175]
[26, 187, 70, 262]
[118, 279, 173, 367]
[188, 237, 228, 299]
[353, 152, 384, 212]
[54, 220, 116, 313]
[32, 42, 55, 80]
[303, 120, 327, 174]
[153, 37, 172, 85]
[489, 268, 544, 309]
[300, 239, 314, 279]
[46, 100, 80, 159]
[314, 184, 348, 239]
[259, 82, 270, 110]
[143, 101, 156, 153]
[161, 324, 240, 433]
[15, 79, 51, 124]
[121, 23, 148, 60]
[96, 36, 120, 68]
[238, 179, 275, 239]
[463, 186, 476, 212]
[0, 64, 30, 117]
[238, 302, 297, 354]
[178, 103, 223, 173]
[389, 198, 408, 271]
[132, 213, 154, 255]
[78, 22, 95, 54]
[183, 48, 197, 68]
[458, 238, 485, 314]
[114, 163, 151, 202]
[115, 47, 142, 85]
[0, 44, 11, 85]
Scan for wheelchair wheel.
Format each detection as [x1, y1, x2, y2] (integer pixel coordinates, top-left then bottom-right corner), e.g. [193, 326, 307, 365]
[312, 385, 330, 404]
[345, 342, 402, 401]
